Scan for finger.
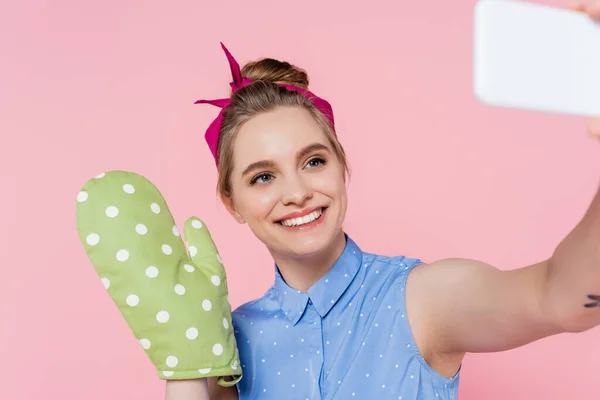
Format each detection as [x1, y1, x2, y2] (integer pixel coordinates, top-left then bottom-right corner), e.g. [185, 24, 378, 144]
[183, 217, 226, 277]
[588, 1, 600, 18]
[588, 118, 600, 137]
[565, 2, 587, 12]
[566, 1, 600, 18]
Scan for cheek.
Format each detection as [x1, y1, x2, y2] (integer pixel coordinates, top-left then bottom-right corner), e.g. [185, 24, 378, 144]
[238, 188, 279, 220]
[313, 167, 346, 197]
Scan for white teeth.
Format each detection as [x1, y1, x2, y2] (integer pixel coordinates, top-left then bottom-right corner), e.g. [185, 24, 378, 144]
[281, 209, 323, 227]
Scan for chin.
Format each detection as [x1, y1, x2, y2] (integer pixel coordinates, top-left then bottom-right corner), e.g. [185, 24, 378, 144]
[285, 236, 331, 257]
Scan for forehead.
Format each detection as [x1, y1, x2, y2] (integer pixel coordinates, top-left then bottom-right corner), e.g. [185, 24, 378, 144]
[233, 106, 329, 166]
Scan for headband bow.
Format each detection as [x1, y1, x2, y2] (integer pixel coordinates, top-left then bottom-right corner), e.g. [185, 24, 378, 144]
[195, 43, 336, 165]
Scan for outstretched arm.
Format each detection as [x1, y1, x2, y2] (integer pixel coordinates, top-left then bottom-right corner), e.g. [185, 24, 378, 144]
[409, 46, 600, 369]
[409, 176, 600, 368]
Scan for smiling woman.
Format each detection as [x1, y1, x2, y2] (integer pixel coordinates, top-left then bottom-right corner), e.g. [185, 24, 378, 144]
[185, 43, 460, 400]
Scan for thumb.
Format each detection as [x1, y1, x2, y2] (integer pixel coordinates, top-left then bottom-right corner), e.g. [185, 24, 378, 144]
[184, 217, 226, 277]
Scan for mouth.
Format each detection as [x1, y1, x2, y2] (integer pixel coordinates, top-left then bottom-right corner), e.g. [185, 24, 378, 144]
[277, 207, 327, 229]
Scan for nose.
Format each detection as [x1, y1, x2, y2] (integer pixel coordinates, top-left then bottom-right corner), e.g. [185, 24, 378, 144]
[281, 174, 313, 206]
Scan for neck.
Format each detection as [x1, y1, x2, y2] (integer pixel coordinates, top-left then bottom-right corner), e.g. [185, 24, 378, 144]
[271, 231, 347, 293]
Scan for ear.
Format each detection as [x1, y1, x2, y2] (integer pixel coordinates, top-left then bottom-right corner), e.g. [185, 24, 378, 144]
[221, 195, 246, 224]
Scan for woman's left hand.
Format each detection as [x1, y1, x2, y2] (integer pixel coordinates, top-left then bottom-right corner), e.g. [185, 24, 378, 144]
[567, 1, 600, 138]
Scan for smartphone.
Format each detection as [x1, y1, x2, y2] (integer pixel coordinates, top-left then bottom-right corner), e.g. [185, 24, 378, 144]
[473, 0, 600, 117]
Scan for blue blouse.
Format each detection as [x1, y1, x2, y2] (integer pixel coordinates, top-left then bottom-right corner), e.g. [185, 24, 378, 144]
[231, 235, 460, 399]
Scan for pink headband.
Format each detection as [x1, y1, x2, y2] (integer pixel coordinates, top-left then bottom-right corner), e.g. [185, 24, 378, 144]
[194, 43, 336, 164]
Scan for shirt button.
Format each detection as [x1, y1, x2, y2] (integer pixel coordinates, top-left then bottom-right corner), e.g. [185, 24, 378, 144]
[308, 299, 312, 305]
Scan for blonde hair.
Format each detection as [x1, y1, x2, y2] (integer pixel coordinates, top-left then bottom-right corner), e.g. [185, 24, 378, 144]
[216, 58, 349, 199]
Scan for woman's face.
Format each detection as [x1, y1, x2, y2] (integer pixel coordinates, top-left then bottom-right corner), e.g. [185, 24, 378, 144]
[225, 106, 347, 259]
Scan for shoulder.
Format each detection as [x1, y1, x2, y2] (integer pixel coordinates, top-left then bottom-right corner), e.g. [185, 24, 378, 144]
[233, 289, 272, 315]
[231, 286, 278, 325]
[363, 251, 426, 283]
[352, 250, 427, 305]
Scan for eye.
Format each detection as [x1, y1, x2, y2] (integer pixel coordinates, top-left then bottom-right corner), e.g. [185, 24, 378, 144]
[306, 156, 327, 169]
[250, 173, 273, 185]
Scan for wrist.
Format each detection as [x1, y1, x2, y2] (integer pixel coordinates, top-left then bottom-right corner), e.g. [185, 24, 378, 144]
[165, 378, 209, 400]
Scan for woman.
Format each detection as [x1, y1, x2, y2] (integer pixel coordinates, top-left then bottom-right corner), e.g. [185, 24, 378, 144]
[167, 3, 600, 399]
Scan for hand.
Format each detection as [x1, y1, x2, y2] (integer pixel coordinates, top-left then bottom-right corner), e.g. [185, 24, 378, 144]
[566, 1, 600, 138]
[76, 170, 241, 386]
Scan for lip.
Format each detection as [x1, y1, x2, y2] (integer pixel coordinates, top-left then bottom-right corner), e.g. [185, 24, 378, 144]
[278, 207, 327, 231]
[276, 206, 325, 222]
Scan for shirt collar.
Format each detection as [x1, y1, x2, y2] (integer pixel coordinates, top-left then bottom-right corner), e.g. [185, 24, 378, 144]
[273, 235, 363, 325]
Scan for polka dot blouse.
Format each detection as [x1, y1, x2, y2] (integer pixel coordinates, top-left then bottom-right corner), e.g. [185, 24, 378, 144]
[231, 236, 460, 399]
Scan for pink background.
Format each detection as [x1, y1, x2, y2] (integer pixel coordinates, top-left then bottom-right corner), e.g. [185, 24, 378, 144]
[1, 0, 599, 398]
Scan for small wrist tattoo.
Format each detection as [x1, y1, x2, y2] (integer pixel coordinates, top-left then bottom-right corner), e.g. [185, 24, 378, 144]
[584, 294, 600, 308]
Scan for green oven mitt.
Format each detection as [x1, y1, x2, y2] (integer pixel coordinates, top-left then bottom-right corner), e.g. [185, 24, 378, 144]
[75, 170, 241, 386]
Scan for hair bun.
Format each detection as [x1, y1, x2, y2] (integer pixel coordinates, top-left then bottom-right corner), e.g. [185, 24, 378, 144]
[241, 58, 309, 89]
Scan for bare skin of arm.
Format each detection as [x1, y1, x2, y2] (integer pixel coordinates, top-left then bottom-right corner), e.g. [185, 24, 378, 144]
[408, 184, 600, 377]
[408, 43, 600, 377]
[164, 378, 238, 400]
[165, 380, 210, 400]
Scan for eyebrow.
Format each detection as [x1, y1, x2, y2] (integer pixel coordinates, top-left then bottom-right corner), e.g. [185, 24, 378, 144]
[241, 143, 331, 177]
